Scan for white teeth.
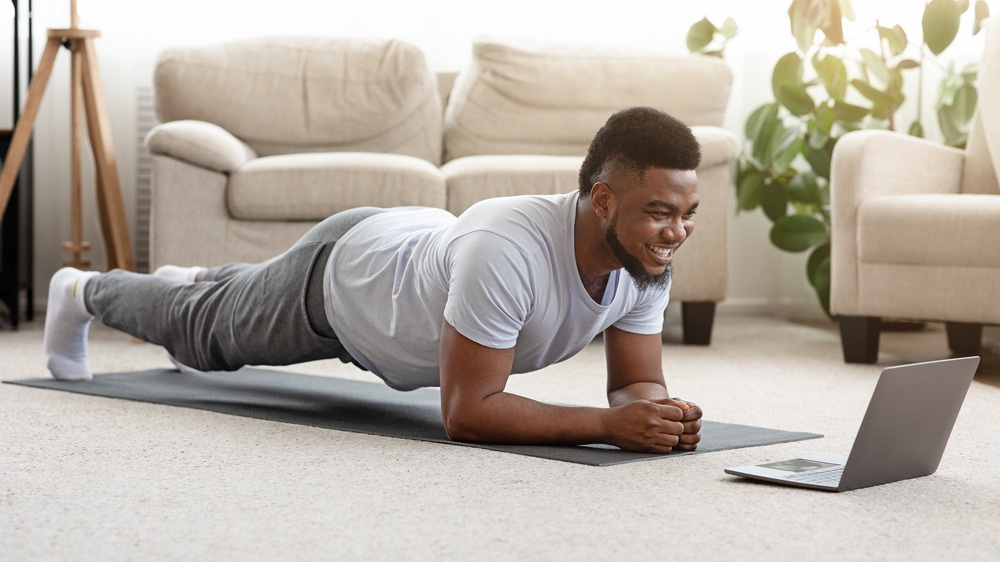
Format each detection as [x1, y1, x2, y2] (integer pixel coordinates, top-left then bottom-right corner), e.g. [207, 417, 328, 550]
[648, 245, 671, 257]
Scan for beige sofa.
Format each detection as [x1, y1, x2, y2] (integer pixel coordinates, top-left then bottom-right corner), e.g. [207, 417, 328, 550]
[829, 17, 1000, 362]
[145, 37, 740, 344]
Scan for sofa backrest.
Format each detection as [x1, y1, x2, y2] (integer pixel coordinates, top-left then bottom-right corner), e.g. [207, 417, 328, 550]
[961, 16, 1000, 195]
[154, 37, 443, 164]
[443, 38, 733, 163]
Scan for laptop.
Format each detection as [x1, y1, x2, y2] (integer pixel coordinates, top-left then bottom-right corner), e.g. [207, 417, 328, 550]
[724, 356, 980, 492]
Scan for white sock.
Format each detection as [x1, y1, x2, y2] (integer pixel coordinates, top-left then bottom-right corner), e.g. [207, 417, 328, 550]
[44, 268, 99, 381]
[153, 265, 207, 283]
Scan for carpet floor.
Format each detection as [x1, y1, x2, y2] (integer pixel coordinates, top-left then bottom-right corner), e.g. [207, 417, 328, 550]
[2, 311, 999, 561]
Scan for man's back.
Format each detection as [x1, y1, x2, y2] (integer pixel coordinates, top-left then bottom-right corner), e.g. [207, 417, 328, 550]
[324, 192, 669, 390]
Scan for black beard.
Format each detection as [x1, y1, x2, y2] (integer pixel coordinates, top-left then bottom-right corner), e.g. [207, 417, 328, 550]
[605, 214, 671, 292]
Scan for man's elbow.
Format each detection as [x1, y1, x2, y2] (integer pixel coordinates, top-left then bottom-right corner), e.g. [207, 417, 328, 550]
[441, 409, 487, 444]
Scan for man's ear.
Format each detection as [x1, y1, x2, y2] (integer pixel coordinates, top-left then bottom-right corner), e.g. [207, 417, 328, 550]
[590, 182, 613, 221]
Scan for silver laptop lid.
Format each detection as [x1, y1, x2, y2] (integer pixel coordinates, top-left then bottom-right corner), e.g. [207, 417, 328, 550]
[838, 356, 980, 491]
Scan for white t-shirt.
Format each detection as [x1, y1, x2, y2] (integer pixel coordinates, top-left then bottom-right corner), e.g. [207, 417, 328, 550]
[324, 192, 670, 390]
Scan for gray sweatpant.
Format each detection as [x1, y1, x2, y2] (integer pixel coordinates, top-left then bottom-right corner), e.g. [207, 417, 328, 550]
[85, 207, 386, 372]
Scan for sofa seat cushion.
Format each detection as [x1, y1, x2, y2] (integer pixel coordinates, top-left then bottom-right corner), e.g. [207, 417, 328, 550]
[858, 194, 1000, 267]
[227, 152, 445, 220]
[444, 38, 732, 161]
[441, 155, 583, 215]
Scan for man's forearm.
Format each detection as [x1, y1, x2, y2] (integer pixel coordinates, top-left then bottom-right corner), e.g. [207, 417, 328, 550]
[608, 381, 670, 408]
[444, 391, 611, 446]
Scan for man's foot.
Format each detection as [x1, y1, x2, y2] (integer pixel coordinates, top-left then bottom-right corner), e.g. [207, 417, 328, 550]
[153, 265, 207, 283]
[44, 268, 99, 381]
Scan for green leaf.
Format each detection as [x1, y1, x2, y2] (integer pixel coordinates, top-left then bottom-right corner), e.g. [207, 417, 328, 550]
[806, 241, 832, 287]
[813, 53, 848, 100]
[950, 83, 978, 124]
[745, 103, 780, 141]
[761, 182, 788, 222]
[721, 16, 739, 39]
[773, 52, 814, 115]
[773, 136, 806, 172]
[770, 214, 828, 252]
[851, 78, 893, 103]
[737, 166, 768, 211]
[838, 0, 856, 21]
[908, 120, 925, 138]
[805, 138, 835, 180]
[974, 0, 990, 35]
[923, 0, 962, 55]
[821, 1, 846, 45]
[814, 104, 836, 136]
[788, 171, 819, 204]
[810, 254, 833, 319]
[937, 105, 966, 147]
[687, 17, 717, 53]
[897, 59, 920, 70]
[772, 52, 805, 98]
[778, 85, 816, 115]
[878, 25, 908, 57]
[833, 100, 869, 122]
[860, 48, 889, 85]
[788, 0, 820, 52]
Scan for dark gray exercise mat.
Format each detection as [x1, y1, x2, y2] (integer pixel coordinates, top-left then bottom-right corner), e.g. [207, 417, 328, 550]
[6, 369, 821, 466]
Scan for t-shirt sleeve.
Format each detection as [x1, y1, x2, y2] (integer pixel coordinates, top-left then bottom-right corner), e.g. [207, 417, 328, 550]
[612, 281, 671, 335]
[443, 232, 535, 349]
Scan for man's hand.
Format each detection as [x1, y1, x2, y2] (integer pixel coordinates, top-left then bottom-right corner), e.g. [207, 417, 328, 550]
[602, 400, 686, 453]
[660, 398, 702, 452]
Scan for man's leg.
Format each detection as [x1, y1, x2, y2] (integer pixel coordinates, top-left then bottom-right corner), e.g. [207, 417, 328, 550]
[44, 207, 386, 380]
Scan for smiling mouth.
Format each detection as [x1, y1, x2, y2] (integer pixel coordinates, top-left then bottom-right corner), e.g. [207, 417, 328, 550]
[647, 244, 674, 262]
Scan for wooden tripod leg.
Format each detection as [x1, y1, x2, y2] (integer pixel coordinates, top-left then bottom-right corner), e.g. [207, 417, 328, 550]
[63, 42, 91, 268]
[0, 37, 62, 220]
[79, 37, 133, 271]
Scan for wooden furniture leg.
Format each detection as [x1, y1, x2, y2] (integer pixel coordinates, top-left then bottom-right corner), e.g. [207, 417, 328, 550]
[839, 315, 881, 363]
[0, 37, 61, 219]
[63, 39, 90, 268]
[79, 35, 133, 271]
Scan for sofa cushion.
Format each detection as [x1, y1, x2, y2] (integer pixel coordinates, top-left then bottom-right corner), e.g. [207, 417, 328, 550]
[155, 37, 443, 164]
[857, 194, 1000, 267]
[441, 155, 583, 215]
[227, 153, 446, 220]
[443, 38, 733, 162]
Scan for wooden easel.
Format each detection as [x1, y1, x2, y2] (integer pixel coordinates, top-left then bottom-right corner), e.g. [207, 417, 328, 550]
[0, 1, 133, 270]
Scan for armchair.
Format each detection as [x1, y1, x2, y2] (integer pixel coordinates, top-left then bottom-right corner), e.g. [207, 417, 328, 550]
[830, 17, 1000, 362]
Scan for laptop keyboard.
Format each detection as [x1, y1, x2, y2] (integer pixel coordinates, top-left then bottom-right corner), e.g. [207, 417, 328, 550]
[785, 466, 844, 486]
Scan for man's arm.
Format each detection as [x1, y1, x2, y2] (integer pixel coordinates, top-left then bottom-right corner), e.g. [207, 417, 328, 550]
[439, 321, 688, 453]
[604, 326, 703, 451]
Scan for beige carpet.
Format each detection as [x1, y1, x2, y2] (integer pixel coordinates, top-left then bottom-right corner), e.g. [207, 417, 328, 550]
[2, 311, 999, 561]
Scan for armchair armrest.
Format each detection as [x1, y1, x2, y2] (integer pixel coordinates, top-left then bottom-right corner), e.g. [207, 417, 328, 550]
[830, 129, 965, 315]
[144, 119, 257, 173]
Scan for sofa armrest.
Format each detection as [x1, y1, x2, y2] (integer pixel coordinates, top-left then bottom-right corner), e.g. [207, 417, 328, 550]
[145, 120, 257, 173]
[690, 126, 741, 169]
[830, 129, 965, 315]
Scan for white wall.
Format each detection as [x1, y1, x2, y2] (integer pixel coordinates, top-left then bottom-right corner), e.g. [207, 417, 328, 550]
[0, 0, 987, 320]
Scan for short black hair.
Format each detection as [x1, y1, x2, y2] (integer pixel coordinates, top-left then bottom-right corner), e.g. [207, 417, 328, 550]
[578, 107, 701, 195]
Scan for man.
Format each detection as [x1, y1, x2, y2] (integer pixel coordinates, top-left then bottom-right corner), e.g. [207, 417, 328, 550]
[44, 106, 703, 454]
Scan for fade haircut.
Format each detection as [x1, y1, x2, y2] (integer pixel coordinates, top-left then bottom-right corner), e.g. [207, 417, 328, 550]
[578, 106, 701, 196]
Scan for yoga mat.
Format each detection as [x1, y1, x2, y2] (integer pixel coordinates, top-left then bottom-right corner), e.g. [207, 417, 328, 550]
[6, 369, 822, 466]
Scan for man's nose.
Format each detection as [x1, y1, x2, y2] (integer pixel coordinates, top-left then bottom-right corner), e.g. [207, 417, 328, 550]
[661, 219, 687, 244]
